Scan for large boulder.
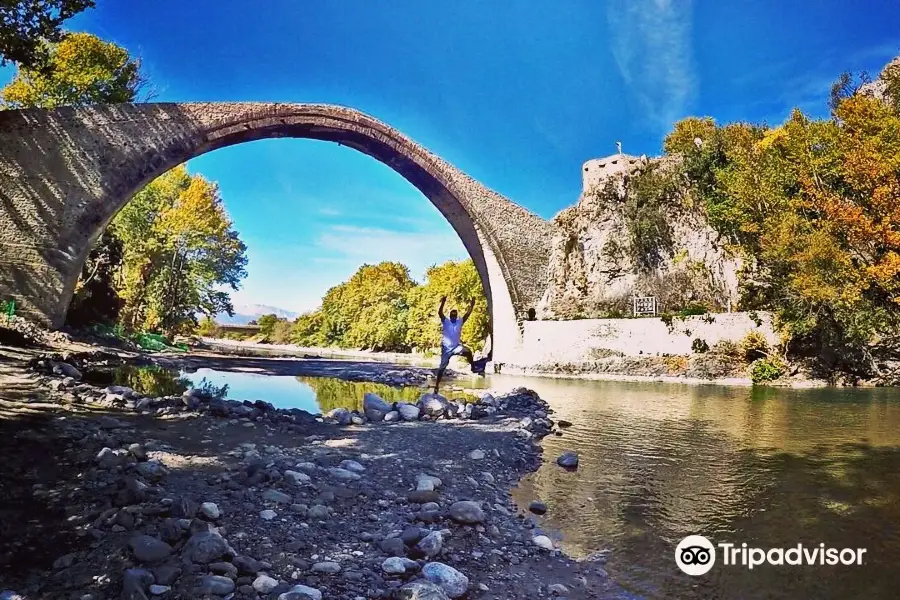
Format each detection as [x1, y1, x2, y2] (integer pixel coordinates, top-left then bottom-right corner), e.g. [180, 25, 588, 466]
[363, 393, 392, 422]
[417, 393, 449, 418]
[397, 402, 421, 421]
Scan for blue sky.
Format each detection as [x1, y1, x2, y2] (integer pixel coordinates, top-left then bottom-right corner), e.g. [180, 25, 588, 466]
[7, 0, 899, 312]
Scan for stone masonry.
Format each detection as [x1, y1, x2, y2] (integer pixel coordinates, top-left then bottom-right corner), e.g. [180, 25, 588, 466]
[0, 103, 553, 363]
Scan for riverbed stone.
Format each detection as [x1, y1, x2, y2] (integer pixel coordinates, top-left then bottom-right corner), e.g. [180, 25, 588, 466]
[533, 535, 554, 550]
[152, 565, 181, 586]
[397, 581, 451, 600]
[192, 575, 235, 596]
[122, 568, 154, 599]
[401, 526, 425, 546]
[449, 501, 485, 524]
[311, 561, 341, 574]
[149, 584, 171, 595]
[556, 451, 579, 469]
[418, 393, 449, 418]
[328, 467, 361, 481]
[397, 402, 421, 421]
[280, 585, 322, 600]
[326, 407, 351, 425]
[182, 531, 228, 563]
[422, 562, 469, 598]
[363, 393, 391, 421]
[385, 410, 401, 422]
[128, 535, 173, 563]
[415, 531, 443, 557]
[233, 555, 262, 575]
[199, 502, 220, 520]
[382, 556, 407, 574]
[468, 449, 485, 460]
[379, 536, 406, 556]
[528, 500, 547, 515]
[408, 490, 440, 504]
[263, 489, 293, 504]
[260, 509, 278, 520]
[339, 459, 365, 473]
[253, 574, 279, 593]
[548, 583, 570, 595]
[284, 469, 311, 486]
[51, 361, 82, 379]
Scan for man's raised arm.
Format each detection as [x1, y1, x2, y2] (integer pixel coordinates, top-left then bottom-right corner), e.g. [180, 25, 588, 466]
[462, 298, 475, 322]
[438, 296, 447, 321]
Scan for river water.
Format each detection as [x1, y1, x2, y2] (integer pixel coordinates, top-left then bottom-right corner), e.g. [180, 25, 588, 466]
[92, 364, 900, 598]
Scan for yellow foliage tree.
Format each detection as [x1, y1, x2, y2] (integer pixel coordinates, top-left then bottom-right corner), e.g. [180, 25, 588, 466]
[1, 31, 146, 108]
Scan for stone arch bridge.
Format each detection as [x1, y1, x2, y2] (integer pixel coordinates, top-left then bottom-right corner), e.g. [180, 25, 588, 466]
[0, 103, 552, 362]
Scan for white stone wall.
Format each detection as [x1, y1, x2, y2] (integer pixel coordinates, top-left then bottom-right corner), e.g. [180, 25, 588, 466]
[517, 312, 778, 364]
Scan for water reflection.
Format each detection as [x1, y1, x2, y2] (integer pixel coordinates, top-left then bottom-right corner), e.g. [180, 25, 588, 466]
[82, 364, 190, 396]
[85, 365, 469, 415]
[496, 376, 900, 599]
[299, 376, 429, 413]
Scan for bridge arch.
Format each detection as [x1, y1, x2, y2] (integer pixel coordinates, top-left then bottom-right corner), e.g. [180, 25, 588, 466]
[0, 103, 552, 362]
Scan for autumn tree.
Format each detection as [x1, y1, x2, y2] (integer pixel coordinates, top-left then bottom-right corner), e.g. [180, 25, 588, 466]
[664, 56, 900, 377]
[0, 0, 93, 68]
[1, 31, 146, 108]
[113, 166, 248, 335]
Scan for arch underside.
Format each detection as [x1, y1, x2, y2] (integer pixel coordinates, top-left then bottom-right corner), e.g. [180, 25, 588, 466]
[0, 103, 551, 361]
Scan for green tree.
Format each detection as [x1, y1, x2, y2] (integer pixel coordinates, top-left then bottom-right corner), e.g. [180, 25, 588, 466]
[257, 314, 279, 337]
[0, 0, 93, 69]
[197, 316, 219, 337]
[1, 31, 147, 108]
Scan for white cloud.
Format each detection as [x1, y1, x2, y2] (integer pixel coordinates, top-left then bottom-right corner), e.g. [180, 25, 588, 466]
[607, 0, 697, 130]
[315, 224, 467, 280]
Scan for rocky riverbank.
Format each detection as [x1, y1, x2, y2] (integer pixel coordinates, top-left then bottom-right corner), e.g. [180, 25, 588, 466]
[0, 349, 620, 600]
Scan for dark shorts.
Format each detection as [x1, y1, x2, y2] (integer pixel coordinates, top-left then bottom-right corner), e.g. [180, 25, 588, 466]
[439, 344, 466, 369]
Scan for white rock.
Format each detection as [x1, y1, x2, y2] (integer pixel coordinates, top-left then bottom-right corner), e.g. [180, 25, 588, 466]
[382, 556, 407, 574]
[533, 535, 554, 550]
[468, 449, 485, 460]
[259, 509, 277, 521]
[252, 574, 279, 593]
[149, 585, 171, 595]
[200, 502, 220, 520]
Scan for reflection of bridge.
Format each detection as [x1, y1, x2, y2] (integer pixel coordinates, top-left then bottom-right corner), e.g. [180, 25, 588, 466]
[0, 103, 553, 363]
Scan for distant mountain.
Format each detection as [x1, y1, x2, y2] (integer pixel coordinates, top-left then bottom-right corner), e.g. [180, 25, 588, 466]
[215, 303, 299, 325]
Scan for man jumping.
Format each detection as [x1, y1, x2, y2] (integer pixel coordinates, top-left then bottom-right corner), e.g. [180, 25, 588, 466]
[434, 296, 476, 394]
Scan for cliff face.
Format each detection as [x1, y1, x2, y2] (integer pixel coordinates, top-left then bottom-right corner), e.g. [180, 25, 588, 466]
[537, 162, 740, 319]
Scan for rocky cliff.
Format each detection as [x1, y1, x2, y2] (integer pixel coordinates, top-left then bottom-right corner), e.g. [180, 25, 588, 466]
[537, 159, 740, 319]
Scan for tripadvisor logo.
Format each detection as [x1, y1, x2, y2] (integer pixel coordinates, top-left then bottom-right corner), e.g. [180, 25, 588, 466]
[675, 535, 867, 575]
[676, 535, 716, 575]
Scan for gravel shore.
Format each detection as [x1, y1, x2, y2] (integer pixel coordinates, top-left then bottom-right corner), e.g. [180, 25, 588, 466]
[0, 347, 621, 600]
